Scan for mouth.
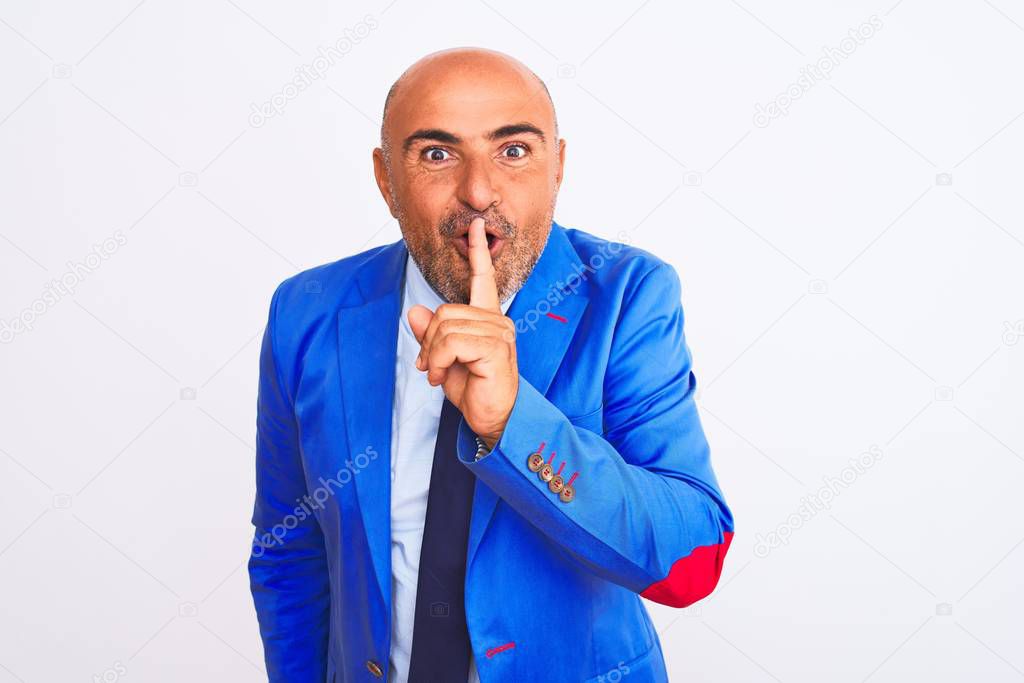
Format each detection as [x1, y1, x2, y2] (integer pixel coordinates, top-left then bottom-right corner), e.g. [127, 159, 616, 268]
[452, 222, 506, 260]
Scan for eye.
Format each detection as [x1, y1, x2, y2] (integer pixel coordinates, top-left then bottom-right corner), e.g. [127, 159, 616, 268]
[422, 147, 452, 163]
[501, 143, 529, 160]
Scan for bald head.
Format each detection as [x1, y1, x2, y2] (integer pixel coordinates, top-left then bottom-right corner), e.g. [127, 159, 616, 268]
[370, 46, 566, 305]
[380, 47, 558, 165]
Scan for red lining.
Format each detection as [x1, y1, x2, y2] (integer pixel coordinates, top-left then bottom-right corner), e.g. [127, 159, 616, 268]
[640, 531, 734, 608]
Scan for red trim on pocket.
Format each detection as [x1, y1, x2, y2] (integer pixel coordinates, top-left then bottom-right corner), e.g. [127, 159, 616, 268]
[640, 531, 734, 608]
[485, 641, 516, 658]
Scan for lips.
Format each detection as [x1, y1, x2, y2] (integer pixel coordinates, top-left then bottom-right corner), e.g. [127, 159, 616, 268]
[451, 221, 506, 260]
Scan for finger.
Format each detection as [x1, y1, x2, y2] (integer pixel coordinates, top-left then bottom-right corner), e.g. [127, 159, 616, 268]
[415, 303, 505, 368]
[425, 332, 500, 385]
[468, 216, 500, 312]
[408, 304, 434, 344]
[419, 318, 510, 376]
[408, 305, 434, 371]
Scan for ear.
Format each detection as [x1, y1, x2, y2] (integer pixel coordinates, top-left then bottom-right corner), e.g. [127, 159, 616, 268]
[555, 138, 567, 193]
[372, 147, 398, 218]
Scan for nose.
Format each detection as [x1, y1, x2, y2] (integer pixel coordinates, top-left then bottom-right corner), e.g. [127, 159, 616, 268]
[456, 155, 500, 213]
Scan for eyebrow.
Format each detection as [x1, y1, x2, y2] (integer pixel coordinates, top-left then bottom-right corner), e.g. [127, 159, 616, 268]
[402, 122, 546, 153]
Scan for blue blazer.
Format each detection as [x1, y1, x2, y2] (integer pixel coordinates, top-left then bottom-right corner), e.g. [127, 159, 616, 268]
[248, 221, 734, 682]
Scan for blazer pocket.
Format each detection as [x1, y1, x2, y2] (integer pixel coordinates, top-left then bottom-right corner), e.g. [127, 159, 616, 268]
[567, 404, 604, 435]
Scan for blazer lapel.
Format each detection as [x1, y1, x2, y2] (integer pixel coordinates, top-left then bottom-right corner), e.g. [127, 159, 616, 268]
[336, 239, 408, 609]
[465, 221, 590, 573]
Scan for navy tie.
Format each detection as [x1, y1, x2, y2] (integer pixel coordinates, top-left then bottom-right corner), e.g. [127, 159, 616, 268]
[407, 397, 476, 682]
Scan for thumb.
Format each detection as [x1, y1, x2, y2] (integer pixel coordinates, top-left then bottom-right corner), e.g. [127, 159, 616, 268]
[408, 304, 433, 343]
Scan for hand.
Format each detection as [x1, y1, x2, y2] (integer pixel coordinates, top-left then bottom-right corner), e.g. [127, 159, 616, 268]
[408, 217, 519, 448]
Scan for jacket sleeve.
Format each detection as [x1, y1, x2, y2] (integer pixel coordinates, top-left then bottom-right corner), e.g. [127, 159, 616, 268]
[248, 283, 330, 682]
[455, 262, 734, 608]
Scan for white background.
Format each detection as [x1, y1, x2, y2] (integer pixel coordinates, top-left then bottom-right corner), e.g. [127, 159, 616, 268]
[2, 1, 1023, 681]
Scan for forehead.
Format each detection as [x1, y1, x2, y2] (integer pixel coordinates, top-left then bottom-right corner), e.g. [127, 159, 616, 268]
[388, 62, 553, 141]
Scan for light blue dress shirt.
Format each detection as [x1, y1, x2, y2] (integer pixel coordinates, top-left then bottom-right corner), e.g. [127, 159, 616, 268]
[388, 253, 515, 683]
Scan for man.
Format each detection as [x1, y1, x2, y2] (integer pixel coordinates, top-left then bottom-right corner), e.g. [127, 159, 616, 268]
[248, 47, 734, 683]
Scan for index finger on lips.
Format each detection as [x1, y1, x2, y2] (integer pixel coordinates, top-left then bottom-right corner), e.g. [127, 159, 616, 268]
[467, 216, 500, 312]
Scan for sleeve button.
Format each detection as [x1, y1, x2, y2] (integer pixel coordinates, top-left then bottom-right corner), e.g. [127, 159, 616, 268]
[527, 451, 545, 472]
